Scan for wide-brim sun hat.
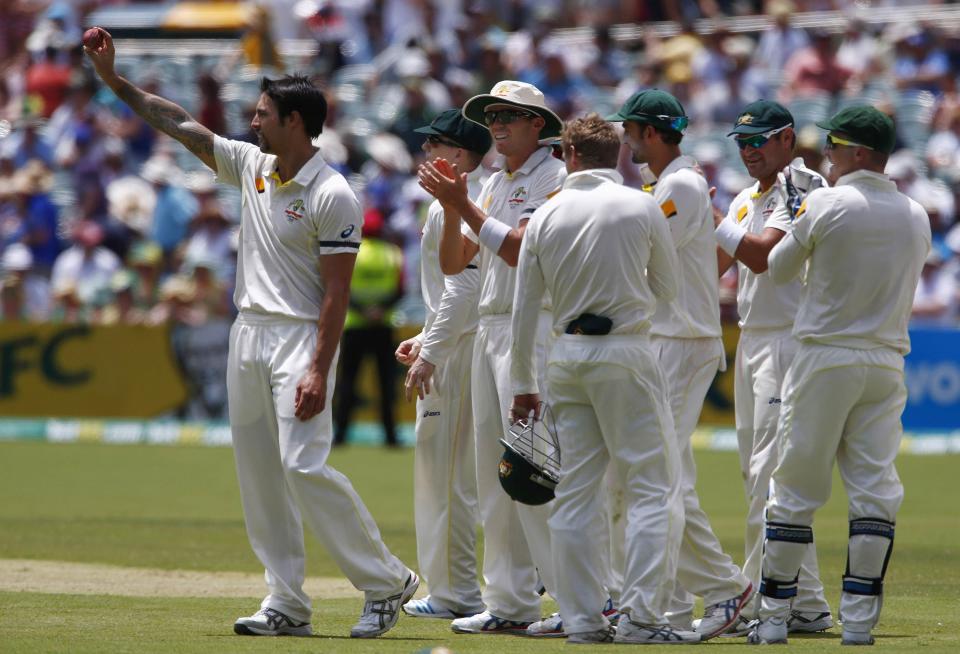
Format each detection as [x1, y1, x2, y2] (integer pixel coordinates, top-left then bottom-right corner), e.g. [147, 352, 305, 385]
[462, 81, 563, 140]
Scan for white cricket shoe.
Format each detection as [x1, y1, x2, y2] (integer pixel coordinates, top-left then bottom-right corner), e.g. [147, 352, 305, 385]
[788, 610, 834, 633]
[696, 583, 754, 641]
[746, 615, 788, 645]
[350, 571, 420, 638]
[568, 626, 615, 644]
[692, 614, 757, 637]
[526, 612, 564, 637]
[233, 607, 312, 636]
[450, 610, 532, 634]
[402, 596, 483, 619]
[614, 618, 702, 644]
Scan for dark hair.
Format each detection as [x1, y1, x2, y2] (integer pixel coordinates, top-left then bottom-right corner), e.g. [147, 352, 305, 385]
[654, 126, 683, 145]
[260, 75, 327, 137]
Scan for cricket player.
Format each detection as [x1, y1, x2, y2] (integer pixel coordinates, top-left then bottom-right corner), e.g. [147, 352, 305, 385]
[714, 99, 832, 635]
[395, 109, 491, 620]
[85, 29, 418, 639]
[750, 106, 930, 645]
[608, 89, 753, 639]
[509, 114, 704, 644]
[418, 81, 566, 635]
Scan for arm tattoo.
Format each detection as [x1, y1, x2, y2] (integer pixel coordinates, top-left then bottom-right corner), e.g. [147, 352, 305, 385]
[114, 77, 216, 166]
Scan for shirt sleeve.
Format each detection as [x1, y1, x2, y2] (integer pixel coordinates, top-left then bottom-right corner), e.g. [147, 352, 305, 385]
[767, 190, 827, 284]
[510, 211, 546, 396]
[419, 260, 480, 366]
[647, 198, 680, 301]
[314, 177, 363, 254]
[213, 135, 259, 188]
[656, 169, 707, 248]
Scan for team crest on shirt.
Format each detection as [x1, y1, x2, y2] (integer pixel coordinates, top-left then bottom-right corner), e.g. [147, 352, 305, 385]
[761, 194, 778, 218]
[284, 199, 305, 222]
[508, 186, 528, 207]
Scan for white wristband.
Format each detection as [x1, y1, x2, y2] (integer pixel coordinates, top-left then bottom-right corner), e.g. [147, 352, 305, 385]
[478, 217, 511, 253]
[715, 219, 747, 257]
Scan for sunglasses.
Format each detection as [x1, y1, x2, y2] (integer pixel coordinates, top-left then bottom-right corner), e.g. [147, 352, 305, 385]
[636, 113, 689, 133]
[426, 134, 462, 148]
[483, 109, 536, 126]
[735, 124, 791, 150]
[825, 133, 874, 150]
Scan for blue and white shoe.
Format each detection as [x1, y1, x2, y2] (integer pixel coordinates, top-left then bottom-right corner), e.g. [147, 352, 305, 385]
[402, 596, 483, 620]
[615, 619, 702, 644]
[695, 582, 754, 641]
[451, 610, 532, 634]
[525, 612, 564, 637]
[788, 610, 833, 633]
[350, 570, 420, 638]
[234, 607, 312, 636]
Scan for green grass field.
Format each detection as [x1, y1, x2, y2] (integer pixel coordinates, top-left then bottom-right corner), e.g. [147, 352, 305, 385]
[1, 441, 957, 652]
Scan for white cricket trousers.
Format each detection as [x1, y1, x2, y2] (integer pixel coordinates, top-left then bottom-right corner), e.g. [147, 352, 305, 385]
[413, 330, 483, 612]
[651, 336, 749, 621]
[735, 328, 829, 620]
[548, 334, 683, 632]
[762, 343, 906, 633]
[472, 311, 555, 622]
[227, 313, 409, 623]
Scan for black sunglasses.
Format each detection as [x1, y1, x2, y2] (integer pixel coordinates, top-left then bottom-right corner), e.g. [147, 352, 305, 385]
[426, 134, 462, 148]
[483, 110, 536, 126]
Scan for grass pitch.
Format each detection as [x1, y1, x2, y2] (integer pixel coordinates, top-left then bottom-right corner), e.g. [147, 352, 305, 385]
[0, 440, 957, 652]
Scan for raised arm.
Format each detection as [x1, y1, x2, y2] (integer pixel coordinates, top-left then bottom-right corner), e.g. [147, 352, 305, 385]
[84, 27, 217, 172]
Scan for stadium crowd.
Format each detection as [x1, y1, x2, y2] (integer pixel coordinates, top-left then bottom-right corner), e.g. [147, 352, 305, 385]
[1, 0, 959, 327]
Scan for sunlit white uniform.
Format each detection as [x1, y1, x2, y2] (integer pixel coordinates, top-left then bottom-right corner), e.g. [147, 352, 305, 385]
[215, 136, 408, 623]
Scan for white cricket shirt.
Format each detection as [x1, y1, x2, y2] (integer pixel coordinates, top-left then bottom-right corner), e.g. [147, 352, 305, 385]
[768, 169, 931, 354]
[510, 168, 679, 394]
[213, 136, 363, 321]
[649, 155, 722, 339]
[722, 158, 826, 330]
[464, 146, 565, 316]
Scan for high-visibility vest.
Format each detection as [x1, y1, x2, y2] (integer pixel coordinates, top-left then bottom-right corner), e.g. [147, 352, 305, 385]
[345, 237, 403, 329]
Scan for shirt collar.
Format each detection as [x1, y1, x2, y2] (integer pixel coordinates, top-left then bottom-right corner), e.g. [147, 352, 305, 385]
[466, 164, 486, 184]
[563, 168, 623, 189]
[657, 154, 698, 180]
[835, 169, 897, 190]
[262, 148, 328, 187]
[503, 146, 553, 178]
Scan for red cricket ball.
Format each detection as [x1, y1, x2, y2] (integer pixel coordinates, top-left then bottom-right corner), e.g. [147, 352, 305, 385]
[83, 27, 104, 50]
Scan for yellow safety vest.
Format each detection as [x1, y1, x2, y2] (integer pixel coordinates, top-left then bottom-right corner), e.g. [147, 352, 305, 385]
[345, 238, 403, 329]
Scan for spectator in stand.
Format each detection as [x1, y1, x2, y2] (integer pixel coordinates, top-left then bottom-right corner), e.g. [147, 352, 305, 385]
[50, 277, 83, 324]
[835, 11, 879, 79]
[892, 25, 949, 95]
[0, 273, 25, 320]
[104, 171, 155, 260]
[99, 269, 148, 325]
[196, 72, 226, 135]
[887, 150, 955, 231]
[51, 219, 121, 315]
[519, 40, 592, 119]
[780, 28, 853, 102]
[8, 115, 54, 167]
[141, 155, 198, 267]
[148, 274, 204, 327]
[748, 0, 809, 96]
[182, 199, 234, 285]
[24, 45, 71, 118]
[925, 107, 960, 174]
[127, 240, 164, 312]
[9, 159, 63, 273]
[583, 24, 631, 89]
[1, 242, 50, 321]
[912, 249, 958, 326]
[183, 253, 230, 321]
[239, 4, 284, 71]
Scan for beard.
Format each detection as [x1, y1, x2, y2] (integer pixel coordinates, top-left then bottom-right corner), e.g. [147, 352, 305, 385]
[257, 132, 273, 154]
